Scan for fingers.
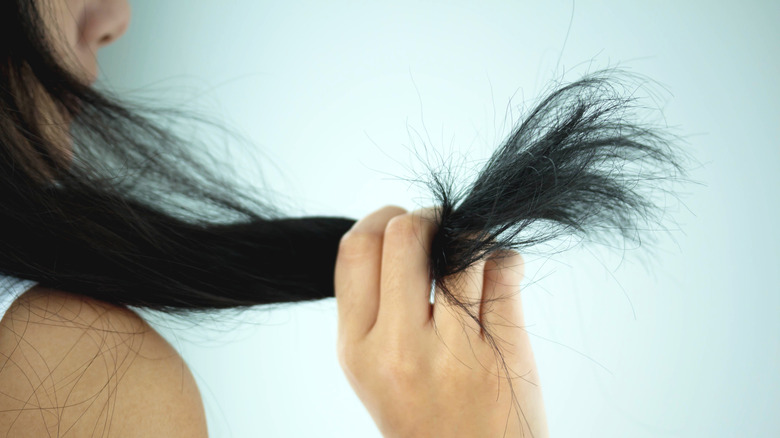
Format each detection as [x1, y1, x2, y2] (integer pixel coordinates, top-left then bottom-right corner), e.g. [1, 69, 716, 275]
[335, 205, 407, 340]
[337, 203, 528, 360]
[375, 207, 440, 333]
[480, 250, 526, 344]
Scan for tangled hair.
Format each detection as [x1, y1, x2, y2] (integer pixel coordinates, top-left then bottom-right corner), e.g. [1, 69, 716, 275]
[1, 0, 684, 344]
[427, 72, 683, 308]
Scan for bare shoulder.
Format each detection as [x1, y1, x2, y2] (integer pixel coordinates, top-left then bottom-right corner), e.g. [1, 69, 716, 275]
[0, 286, 208, 437]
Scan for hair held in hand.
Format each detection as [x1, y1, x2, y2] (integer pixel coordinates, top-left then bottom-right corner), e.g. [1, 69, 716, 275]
[1, 0, 685, 319]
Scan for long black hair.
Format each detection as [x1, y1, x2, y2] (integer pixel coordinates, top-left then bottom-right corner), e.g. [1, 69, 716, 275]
[0, 0, 685, 335]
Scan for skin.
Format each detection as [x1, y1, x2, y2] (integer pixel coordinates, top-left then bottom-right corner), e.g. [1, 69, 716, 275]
[39, 0, 131, 86]
[335, 206, 549, 437]
[0, 288, 208, 437]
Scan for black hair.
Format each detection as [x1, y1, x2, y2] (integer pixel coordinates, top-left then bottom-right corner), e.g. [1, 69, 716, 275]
[1, 0, 684, 361]
[1, 2, 689, 433]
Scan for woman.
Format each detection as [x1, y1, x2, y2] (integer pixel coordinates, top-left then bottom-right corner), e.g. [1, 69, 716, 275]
[0, 0, 552, 436]
[1, 0, 686, 434]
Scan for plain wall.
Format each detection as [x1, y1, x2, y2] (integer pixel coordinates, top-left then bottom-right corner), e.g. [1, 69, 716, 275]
[98, 1, 780, 436]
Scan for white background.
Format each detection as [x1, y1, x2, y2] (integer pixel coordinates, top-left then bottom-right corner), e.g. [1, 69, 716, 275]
[99, 1, 779, 436]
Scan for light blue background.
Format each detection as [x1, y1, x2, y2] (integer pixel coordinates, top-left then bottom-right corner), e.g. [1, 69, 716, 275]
[99, 1, 780, 437]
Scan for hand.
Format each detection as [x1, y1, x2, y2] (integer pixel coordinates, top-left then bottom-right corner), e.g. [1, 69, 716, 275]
[334, 205, 549, 437]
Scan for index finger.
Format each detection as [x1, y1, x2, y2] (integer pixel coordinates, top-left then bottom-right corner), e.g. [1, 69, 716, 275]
[375, 207, 440, 334]
[334, 205, 407, 341]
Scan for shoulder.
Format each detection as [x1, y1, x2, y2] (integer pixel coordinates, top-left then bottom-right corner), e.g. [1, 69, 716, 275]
[0, 286, 208, 437]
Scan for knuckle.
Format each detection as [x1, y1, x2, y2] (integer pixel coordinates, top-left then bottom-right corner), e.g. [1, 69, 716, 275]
[350, 329, 425, 386]
[337, 339, 357, 369]
[375, 350, 421, 387]
[338, 229, 383, 259]
[337, 342, 368, 383]
[338, 337, 421, 385]
[489, 250, 525, 284]
[385, 213, 432, 243]
[379, 205, 408, 217]
[376, 331, 424, 377]
[385, 214, 415, 237]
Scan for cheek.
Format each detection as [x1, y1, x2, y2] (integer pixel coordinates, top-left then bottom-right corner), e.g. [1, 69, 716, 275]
[40, 0, 94, 82]
[41, 0, 81, 58]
